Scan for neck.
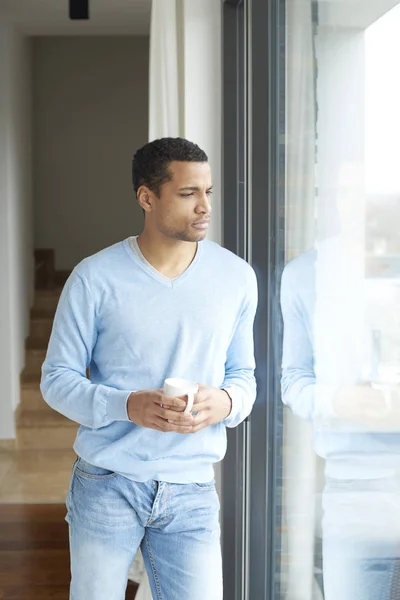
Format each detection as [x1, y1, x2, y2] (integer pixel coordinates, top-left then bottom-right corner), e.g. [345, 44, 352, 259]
[137, 230, 198, 278]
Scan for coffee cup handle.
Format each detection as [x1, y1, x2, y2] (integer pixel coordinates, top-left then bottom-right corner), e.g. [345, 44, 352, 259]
[184, 392, 195, 414]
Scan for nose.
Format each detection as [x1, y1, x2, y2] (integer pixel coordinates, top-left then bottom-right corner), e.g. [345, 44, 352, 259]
[195, 193, 212, 215]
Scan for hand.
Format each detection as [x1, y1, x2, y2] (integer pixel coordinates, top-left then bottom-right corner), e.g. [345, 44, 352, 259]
[333, 383, 388, 422]
[332, 383, 400, 430]
[127, 389, 194, 433]
[168, 385, 232, 433]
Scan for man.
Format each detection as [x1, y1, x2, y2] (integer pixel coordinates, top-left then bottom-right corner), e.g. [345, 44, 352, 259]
[41, 137, 258, 600]
[281, 228, 400, 599]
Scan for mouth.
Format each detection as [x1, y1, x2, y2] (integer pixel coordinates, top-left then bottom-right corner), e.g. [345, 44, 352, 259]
[192, 220, 210, 230]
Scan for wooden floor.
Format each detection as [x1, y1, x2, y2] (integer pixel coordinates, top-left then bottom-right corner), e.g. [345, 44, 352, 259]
[0, 504, 138, 599]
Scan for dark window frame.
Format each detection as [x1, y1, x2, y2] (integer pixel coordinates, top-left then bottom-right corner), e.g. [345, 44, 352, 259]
[222, 0, 285, 598]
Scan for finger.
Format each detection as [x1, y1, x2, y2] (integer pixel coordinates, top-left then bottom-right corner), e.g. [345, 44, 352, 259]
[165, 423, 194, 434]
[194, 389, 208, 404]
[152, 417, 193, 434]
[157, 407, 194, 423]
[192, 390, 209, 405]
[190, 413, 210, 432]
[167, 422, 195, 431]
[191, 420, 210, 433]
[191, 398, 210, 411]
[158, 396, 187, 411]
[168, 417, 194, 427]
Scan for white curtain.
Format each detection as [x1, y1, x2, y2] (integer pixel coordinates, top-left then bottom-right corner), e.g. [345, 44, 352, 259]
[283, 1, 323, 599]
[148, 0, 183, 141]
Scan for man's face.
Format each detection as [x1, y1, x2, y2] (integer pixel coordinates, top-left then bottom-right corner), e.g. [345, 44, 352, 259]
[148, 161, 212, 243]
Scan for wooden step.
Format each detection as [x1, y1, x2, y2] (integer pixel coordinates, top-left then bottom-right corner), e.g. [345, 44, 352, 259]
[26, 337, 48, 351]
[20, 383, 47, 410]
[17, 406, 76, 430]
[29, 317, 53, 343]
[23, 349, 46, 379]
[16, 426, 78, 450]
[21, 372, 41, 385]
[16, 406, 78, 451]
[32, 289, 61, 315]
[31, 306, 56, 319]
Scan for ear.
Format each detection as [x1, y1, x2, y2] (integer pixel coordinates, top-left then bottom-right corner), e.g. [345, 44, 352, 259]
[137, 186, 155, 214]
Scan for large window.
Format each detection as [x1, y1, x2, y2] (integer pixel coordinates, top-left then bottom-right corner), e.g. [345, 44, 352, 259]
[223, 0, 400, 598]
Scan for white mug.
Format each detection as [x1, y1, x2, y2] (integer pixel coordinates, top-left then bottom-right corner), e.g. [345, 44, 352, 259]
[163, 378, 199, 414]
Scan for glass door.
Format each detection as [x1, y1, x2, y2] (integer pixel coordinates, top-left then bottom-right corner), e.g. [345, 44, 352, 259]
[223, 0, 400, 598]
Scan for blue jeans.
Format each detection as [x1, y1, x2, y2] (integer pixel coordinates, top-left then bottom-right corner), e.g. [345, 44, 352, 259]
[66, 458, 222, 600]
[323, 476, 400, 600]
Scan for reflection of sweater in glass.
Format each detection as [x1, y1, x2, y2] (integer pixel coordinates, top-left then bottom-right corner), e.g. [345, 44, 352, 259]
[280, 237, 400, 479]
[41, 238, 258, 483]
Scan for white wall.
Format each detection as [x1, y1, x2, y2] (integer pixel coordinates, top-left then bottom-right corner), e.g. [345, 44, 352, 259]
[32, 36, 149, 271]
[315, 27, 365, 240]
[0, 24, 33, 438]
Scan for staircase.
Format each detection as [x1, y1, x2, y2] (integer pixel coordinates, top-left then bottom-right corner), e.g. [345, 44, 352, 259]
[17, 287, 78, 450]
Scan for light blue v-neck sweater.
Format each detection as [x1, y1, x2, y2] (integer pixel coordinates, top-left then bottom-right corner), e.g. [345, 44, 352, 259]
[41, 238, 258, 483]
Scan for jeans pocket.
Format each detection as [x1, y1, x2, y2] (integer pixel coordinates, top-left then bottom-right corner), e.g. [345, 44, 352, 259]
[75, 457, 117, 480]
[192, 480, 216, 491]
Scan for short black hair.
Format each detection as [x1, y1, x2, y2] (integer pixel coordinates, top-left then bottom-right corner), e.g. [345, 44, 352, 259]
[132, 137, 208, 196]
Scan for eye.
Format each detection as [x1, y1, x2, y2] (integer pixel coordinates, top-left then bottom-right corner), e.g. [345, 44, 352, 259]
[206, 190, 213, 196]
[180, 193, 194, 198]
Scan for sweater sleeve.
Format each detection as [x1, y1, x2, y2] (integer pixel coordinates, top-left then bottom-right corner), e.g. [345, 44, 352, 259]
[40, 270, 132, 428]
[222, 267, 258, 428]
[280, 264, 336, 421]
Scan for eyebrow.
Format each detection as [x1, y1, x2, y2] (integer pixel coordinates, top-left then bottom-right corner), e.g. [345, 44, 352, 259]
[178, 185, 213, 192]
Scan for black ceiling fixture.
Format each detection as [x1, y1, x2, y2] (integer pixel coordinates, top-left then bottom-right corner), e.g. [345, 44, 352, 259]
[69, 0, 89, 20]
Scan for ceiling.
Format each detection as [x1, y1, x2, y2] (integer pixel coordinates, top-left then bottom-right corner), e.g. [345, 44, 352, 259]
[318, 0, 400, 29]
[0, 0, 152, 36]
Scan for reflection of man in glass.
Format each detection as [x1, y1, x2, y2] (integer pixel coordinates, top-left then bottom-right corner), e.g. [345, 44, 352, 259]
[280, 164, 400, 599]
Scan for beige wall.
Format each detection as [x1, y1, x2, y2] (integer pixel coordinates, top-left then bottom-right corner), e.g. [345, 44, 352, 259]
[0, 26, 33, 436]
[32, 36, 148, 271]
